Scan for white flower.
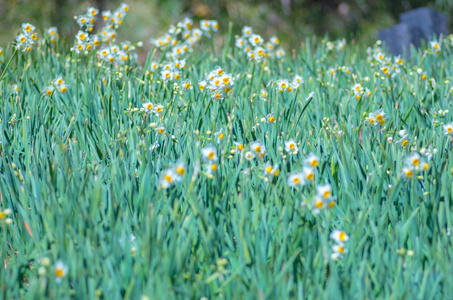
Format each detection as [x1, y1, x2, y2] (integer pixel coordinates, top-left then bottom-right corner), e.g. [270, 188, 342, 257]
[54, 260, 68, 283]
[305, 153, 319, 167]
[443, 122, 453, 135]
[201, 146, 217, 161]
[142, 102, 153, 112]
[316, 184, 332, 200]
[332, 243, 347, 255]
[284, 139, 298, 154]
[287, 172, 304, 188]
[330, 230, 349, 244]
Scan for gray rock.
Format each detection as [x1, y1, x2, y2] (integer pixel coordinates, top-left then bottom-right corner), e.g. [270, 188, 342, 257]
[400, 7, 449, 41]
[378, 23, 425, 57]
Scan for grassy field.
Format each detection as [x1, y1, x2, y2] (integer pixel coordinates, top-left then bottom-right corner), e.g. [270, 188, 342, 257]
[1, 3, 453, 299]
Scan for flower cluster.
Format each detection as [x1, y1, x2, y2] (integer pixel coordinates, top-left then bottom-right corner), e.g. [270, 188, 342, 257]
[275, 76, 301, 93]
[330, 230, 349, 260]
[151, 17, 217, 60]
[15, 23, 38, 53]
[71, 3, 132, 58]
[45, 27, 58, 44]
[351, 83, 371, 100]
[159, 59, 186, 82]
[235, 26, 285, 61]
[43, 75, 68, 96]
[287, 153, 320, 188]
[101, 3, 129, 28]
[400, 152, 429, 179]
[311, 184, 336, 214]
[326, 38, 346, 52]
[365, 109, 388, 127]
[199, 66, 234, 101]
[159, 161, 187, 189]
[202, 146, 218, 175]
[98, 44, 130, 65]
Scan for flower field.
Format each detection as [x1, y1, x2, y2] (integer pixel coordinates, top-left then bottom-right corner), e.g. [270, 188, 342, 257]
[1, 3, 453, 299]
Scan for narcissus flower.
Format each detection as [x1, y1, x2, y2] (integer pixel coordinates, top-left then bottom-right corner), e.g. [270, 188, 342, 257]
[443, 122, 453, 136]
[330, 230, 349, 244]
[202, 146, 218, 161]
[54, 261, 68, 283]
[305, 153, 319, 167]
[284, 139, 298, 154]
[287, 172, 304, 187]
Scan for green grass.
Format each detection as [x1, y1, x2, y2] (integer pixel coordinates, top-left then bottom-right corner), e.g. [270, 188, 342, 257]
[1, 12, 453, 299]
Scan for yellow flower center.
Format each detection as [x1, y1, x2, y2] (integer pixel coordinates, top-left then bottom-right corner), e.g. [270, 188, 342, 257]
[376, 115, 383, 121]
[339, 232, 346, 241]
[219, 133, 224, 140]
[412, 158, 419, 166]
[25, 25, 31, 31]
[46, 90, 52, 95]
[225, 87, 231, 93]
[176, 167, 185, 175]
[147, 104, 152, 110]
[369, 118, 375, 124]
[356, 95, 361, 100]
[338, 246, 345, 254]
[402, 140, 409, 147]
[269, 117, 275, 123]
[208, 152, 214, 160]
[20, 37, 26, 43]
[175, 74, 180, 80]
[0, 211, 4, 219]
[211, 164, 217, 172]
[55, 269, 64, 278]
[274, 170, 280, 177]
[61, 87, 67, 93]
[79, 33, 86, 40]
[315, 201, 324, 209]
[323, 191, 331, 198]
[215, 93, 221, 99]
[185, 83, 191, 89]
[383, 67, 388, 74]
[156, 107, 162, 112]
[255, 146, 261, 153]
[328, 201, 335, 208]
[424, 163, 429, 171]
[258, 50, 263, 56]
[158, 128, 164, 134]
[31, 34, 37, 40]
[448, 127, 452, 133]
[262, 93, 267, 97]
[289, 143, 295, 150]
[310, 160, 318, 167]
[238, 144, 244, 150]
[109, 57, 114, 63]
[266, 166, 273, 174]
[406, 170, 413, 178]
[254, 37, 260, 44]
[165, 175, 172, 183]
[421, 74, 427, 80]
[223, 78, 229, 85]
[281, 82, 287, 88]
[294, 178, 300, 185]
[306, 173, 314, 181]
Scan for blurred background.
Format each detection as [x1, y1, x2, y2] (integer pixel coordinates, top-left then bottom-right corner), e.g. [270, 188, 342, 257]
[0, 0, 451, 62]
